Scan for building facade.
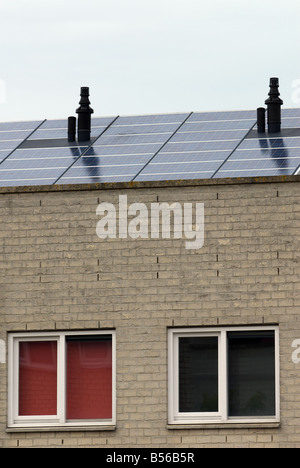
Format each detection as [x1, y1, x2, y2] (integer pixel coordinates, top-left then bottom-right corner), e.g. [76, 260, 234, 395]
[0, 175, 299, 448]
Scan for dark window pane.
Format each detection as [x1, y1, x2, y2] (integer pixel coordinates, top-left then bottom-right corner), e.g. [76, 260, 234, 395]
[228, 331, 275, 417]
[179, 337, 218, 413]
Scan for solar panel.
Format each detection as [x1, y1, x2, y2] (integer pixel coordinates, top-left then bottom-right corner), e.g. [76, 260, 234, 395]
[182, 120, 256, 132]
[96, 133, 172, 145]
[0, 121, 43, 131]
[0, 117, 117, 187]
[0, 120, 44, 165]
[0, 140, 27, 151]
[170, 130, 249, 142]
[56, 113, 190, 185]
[214, 151, 300, 178]
[8, 147, 82, 159]
[0, 130, 39, 140]
[113, 113, 189, 125]
[28, 117, 116, 140]
[0, 150, 12, 163]
[135, 111, 257, 181]
[213, 111, 300, 179]
[38, 117, 115, 129]
[105, 123, 180, 135]
[0, 108, 299, 187]
[187, 110, 256, 122]
[28, 128, 110, 140]
[0, 146, 88, 187]
[281, 108, 300, 118]
[282, 118, 300, 129]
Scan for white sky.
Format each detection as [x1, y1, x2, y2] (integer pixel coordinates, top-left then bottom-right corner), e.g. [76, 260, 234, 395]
[0, 0, 300, 122]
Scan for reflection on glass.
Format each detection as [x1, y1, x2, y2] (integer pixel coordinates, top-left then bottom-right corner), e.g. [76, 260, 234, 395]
[228, 331, 275, 417]
[179, 337, 218, 413]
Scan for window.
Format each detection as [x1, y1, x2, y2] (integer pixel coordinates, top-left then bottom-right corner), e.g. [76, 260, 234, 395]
[168, 327, 280, 425]
[8, 331, 116, 429]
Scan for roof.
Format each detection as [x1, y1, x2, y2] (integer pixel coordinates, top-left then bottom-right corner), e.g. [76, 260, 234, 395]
[0, 108, 300, 188]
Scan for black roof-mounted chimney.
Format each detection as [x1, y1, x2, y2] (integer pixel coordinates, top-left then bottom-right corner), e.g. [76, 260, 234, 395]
[76, 87, 94, 142]
[68, 116, 76, 142]
[257, 107, 266, 134]
[265, 77, 283, 133]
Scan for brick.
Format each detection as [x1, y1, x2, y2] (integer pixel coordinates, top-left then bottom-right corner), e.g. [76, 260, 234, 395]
[0, 179, 300, 447]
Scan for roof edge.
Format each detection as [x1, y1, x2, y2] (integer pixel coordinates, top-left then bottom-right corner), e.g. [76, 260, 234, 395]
[0, 175, 299, 195]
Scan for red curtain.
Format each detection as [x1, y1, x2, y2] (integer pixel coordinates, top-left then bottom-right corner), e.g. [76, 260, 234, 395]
[18, 338, 112, 420]
[66, 339, 112, 420]
[19, 341, 57, 416]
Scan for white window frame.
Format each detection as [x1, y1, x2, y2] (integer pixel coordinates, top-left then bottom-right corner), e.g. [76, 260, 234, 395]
[168, 326, 280, 425]
[8, 330, 116, 429]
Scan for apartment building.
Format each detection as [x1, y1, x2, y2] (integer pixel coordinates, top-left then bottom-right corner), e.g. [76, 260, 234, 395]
[0, 82, 300, 448]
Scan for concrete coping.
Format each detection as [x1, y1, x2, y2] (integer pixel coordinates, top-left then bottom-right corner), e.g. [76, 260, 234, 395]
[0, 175, 299, 196]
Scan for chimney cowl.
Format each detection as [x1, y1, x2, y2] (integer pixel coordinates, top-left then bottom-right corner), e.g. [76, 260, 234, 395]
[265, 77, 283, 133]
[265, 78, 283, 104]
[76, 87, 94, 113]
[76, 87, 94, 141]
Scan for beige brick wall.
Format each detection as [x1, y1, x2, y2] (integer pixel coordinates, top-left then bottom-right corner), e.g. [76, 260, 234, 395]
[0, 177, 299, 448]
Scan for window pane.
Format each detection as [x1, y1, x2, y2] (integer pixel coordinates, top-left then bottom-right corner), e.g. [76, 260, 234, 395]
[179, 337, 218, 413]
[19, 341, 57, 416]
[66, 336, 112, 420]
[228, 331, 275, 417]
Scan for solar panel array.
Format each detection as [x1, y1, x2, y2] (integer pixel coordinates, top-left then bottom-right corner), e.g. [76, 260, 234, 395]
[0, 108, 299, 188]
[58, 113, 190, 185]
[214, 108, 300, 178]
[0, 120, 43, 164]
[134, 111, 257, 181]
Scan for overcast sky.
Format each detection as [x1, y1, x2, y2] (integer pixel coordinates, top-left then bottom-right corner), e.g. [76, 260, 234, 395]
[0, 0, 300, 122]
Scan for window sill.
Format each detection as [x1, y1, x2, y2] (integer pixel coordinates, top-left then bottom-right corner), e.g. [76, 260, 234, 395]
[167, 422, 281, 430]
[6, 425, 116, 433]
